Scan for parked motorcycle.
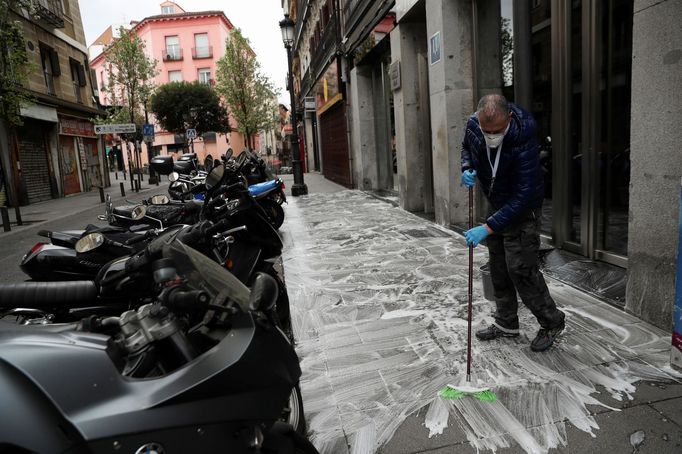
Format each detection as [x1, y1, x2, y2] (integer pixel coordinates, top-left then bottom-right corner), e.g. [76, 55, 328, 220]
[20, 165, 294, 340]
[0, 231, 314, 452]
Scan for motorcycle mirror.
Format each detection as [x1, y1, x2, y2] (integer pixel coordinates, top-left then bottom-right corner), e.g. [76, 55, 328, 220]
[75, 232, 105, 253]
[169, 172, 180, 182]
[545, 136, 552, 143]
[130, 205, 147, 220]
[248, 273, 279, 312]
[205, 164, 225, 191]
[150, 195, 170, 205]
[225, 148, 234, 160]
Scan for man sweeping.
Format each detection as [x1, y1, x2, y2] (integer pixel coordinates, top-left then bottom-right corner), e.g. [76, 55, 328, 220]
[460, 94, 565, 352]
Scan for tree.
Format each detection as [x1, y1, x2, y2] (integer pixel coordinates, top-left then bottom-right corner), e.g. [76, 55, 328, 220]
[0, 1, 35, 206]
[98, 26, 157, 179]
[150, 81, 230, 138]
[101, 27, 157, 127]
[501, 17, 514, 88]
[0, 0, 35, 128]
[215, 29, 279, 150]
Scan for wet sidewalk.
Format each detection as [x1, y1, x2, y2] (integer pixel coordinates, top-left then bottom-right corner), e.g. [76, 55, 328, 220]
[279, 189, 682, 454]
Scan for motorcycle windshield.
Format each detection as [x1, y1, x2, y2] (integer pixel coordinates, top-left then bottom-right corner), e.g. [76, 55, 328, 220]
[166, 240, 250, 311]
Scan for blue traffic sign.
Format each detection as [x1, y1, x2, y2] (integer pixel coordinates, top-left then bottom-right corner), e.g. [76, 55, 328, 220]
[142, 124, 154, 137]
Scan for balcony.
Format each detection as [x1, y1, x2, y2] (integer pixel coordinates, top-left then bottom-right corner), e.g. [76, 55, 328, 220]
[31, 0, 65, 28]
[192, 46, 213, 59]
[162, 48, 183, 62]
[309, 17, 338, 78]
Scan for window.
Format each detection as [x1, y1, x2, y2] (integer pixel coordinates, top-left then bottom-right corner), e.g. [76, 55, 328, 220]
[169, 70, 182, 82]
[69, 57, 85, 103]
[164, 36, 181, 60]
[193, 33, 211, 58]
[162, 5, 175, 14]
[198, 68, 211, 85]
[39, 43, 60, 95]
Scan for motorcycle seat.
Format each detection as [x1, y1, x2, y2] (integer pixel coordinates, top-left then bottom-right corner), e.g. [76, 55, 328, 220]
[0, 281, 97, 309]
[249, 180, 279, 197]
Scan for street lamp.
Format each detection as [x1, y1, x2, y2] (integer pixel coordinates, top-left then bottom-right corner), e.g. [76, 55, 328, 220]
[279, 13, 308, 196]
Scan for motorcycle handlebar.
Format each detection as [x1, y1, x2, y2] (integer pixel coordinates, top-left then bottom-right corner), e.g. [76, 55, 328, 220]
[125, 230, 154, 245]
[168, 289, 209, 310]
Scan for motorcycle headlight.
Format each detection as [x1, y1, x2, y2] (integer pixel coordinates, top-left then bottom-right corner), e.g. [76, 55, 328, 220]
[75, 233, 105, 253]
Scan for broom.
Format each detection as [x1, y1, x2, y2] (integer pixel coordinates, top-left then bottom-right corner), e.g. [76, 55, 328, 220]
[439, 185, 497, 402]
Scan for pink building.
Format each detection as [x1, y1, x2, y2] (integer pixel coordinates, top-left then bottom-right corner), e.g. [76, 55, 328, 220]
[90, 2, 251, 167]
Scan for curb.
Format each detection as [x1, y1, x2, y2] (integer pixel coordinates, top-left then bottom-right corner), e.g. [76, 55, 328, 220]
[0, 184, 168, 238]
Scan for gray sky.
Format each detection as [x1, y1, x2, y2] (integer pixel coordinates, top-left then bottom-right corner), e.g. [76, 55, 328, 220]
[78, 0, 290, 104]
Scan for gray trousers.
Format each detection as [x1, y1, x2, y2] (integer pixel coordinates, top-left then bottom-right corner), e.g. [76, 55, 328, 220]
[486, 209, 565, 331]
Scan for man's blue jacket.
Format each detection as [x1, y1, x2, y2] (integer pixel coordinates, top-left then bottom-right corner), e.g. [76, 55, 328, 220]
[460, 103, 544, 232]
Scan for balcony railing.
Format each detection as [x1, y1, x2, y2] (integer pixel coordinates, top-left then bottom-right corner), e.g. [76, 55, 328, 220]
[162, 48, 183, 62]
[192, 46, 213, 59]
[30, 0, 65, 28]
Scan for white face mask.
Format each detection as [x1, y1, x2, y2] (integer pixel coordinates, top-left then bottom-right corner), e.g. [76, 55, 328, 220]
[481, 122, 509, 149]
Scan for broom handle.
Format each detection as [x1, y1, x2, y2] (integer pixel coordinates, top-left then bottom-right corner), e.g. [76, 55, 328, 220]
[467, 186, 473, 382]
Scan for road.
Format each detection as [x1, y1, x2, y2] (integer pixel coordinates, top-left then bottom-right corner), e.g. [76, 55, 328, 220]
[0, 204, 112, 282]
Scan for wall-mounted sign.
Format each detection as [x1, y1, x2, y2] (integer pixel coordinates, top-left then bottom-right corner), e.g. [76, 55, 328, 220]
[60, 117, 96, 137]
[390, 60, 401, 91]
[304, 97, 316, 112]
[430, 31, 441, 65]
[315, 61, 342, 115]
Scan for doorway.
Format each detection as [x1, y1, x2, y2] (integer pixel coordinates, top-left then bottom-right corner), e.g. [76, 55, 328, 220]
[504, 0, 633, 267]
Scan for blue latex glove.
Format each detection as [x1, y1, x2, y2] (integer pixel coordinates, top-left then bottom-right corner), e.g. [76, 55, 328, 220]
[461, 169, 477, 188]
[464, 225, 490, 247]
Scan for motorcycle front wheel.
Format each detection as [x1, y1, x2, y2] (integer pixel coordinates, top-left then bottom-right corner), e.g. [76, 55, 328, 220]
[260, 198, 285, 229]
[282, 384, 306, 435]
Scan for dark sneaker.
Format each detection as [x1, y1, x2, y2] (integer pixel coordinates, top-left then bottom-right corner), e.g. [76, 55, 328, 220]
[530, 322, 565, 352]
[475, 324, 520, 341]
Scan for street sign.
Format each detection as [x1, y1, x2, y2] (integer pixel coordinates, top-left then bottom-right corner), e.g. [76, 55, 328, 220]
[142, 124, 155, 142]
[186, 128, 197, 140]
[94, 123, 137, 134]
[304, 97, 315, 112]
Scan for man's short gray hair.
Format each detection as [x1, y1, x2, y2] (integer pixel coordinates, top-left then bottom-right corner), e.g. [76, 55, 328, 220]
[477, 94, 510, 123]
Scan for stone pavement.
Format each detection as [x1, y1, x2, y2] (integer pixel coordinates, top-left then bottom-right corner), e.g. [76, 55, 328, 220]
[0, 172, 168, 237]
[278, 178, 682, 454]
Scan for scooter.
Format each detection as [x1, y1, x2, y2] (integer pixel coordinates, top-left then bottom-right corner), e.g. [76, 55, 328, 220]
[0, 231, 314, 452]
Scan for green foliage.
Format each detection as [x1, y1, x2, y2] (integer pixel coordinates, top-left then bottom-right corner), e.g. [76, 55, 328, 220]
[150, 81, 230, 136]
[215, 28, 279, 149]
[0, 0, 36, 127]
[99, 26, 158, 128]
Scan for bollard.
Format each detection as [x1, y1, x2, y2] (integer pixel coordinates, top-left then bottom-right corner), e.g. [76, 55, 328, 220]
[115, 171, 118, 181]
[99, 186, 105, 203]
[1, 207, 10, 232]
[14, 206, 22, 226]
[120, 182, 126, 197]
[123, 171, 126, 180]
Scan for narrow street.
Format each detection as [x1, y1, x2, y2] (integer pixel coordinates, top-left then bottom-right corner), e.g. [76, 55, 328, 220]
[280, 188, 682, 454]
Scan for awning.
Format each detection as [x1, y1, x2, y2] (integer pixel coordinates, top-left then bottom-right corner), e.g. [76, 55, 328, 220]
[20, 104, 59, 123]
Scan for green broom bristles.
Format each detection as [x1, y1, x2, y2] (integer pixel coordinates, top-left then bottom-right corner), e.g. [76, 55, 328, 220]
[439, 385, 498, 402]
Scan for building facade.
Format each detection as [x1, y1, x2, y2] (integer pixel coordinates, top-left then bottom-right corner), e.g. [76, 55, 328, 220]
[289, 0, 682, 331]
[0, 0, 106, 207]
[89, 1, 251, 170]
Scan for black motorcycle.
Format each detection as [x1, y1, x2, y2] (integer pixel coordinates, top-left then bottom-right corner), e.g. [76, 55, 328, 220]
[0, 233, 314, 452]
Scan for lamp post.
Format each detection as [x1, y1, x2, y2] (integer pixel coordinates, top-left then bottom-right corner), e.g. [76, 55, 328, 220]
[279, 13, 308, 196]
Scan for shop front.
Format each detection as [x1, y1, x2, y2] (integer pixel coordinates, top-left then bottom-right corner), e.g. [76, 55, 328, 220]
[58, 116, 101, 195]
[315, 60, 351, 188]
